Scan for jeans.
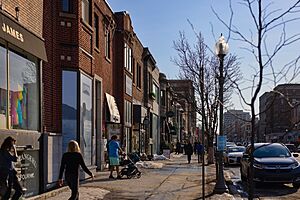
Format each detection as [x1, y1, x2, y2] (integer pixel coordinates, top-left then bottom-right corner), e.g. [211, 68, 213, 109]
[2, 173, 23, 200]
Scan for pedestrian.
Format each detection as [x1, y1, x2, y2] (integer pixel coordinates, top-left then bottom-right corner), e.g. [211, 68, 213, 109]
[108, 135, 123, 179]
[0, 136, 23, 200]
[175, 141, 181, 154]
[185, 141, 193, 164]
[58, 140, 94, 200]
[196, 142, 204, 163]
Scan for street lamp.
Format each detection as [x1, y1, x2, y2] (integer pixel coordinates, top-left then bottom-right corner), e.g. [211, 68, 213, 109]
[214, 34, 229, 194]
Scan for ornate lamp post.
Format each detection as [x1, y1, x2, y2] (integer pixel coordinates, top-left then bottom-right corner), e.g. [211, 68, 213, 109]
[214, 34, 229, 193]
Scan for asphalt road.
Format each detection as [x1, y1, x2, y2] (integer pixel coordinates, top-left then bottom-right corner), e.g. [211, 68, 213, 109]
[225, 153, 300, 199]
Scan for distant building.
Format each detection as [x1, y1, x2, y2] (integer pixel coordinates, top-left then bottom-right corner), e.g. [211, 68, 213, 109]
[259, 84, 300, 143]
[168, 80, 196, 142]
[224, 110, 251, 142]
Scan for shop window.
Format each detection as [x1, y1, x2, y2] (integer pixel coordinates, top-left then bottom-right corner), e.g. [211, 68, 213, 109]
[82, 0, 90, 24]
[9, 50, 39, 131]
[62, 70, 78, 153]
[80, 73, 93, 166]
[0, 46, 6, 129]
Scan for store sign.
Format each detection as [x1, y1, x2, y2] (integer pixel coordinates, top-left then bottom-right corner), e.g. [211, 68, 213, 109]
[15, 150, 39, 197]
[0, 12, 47, 61]
[2, 23, 24, 42]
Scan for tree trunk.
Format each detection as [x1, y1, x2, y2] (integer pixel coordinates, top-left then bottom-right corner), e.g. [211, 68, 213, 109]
[207, 136, 214, 164]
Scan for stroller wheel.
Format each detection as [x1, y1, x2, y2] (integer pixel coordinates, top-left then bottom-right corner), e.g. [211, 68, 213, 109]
[136, 171, 141, 178]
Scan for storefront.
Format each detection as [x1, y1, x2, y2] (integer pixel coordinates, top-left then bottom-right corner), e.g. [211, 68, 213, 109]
[0, 11, 47, 197]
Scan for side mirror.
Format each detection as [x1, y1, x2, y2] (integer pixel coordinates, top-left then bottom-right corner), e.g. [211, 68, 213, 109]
[243, 153, 250, 159]
[293, 153, 299, 157]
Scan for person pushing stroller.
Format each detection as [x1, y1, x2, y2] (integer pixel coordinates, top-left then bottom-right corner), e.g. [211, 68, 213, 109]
[107, 135, 123, 179]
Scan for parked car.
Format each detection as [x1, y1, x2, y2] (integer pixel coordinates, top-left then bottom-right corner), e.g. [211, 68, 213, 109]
[224, 146, 245, 165]
[284, 144, 297, 153]
[240, 143, 300, 188]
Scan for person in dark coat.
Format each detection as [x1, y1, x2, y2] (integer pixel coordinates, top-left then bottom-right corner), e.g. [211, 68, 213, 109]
[59, 140, 94, 200]
[0, 136, 23, 200]
[175, 141, 181, 154]
[185, 141, 193, 163]
[196, 142, 204, 163]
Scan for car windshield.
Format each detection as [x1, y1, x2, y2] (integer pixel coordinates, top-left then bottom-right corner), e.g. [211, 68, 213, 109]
[253, 144, 291, 158]
[228, 147, 245, 153]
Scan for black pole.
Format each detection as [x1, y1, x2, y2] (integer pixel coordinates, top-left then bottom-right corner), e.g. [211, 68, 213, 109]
[202, 123, 205, 199]
[213, 54, 228, 193]
[139, 123, 141, 154]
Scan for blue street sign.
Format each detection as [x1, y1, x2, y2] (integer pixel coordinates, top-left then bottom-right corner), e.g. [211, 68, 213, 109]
[217, 135, 227, 151]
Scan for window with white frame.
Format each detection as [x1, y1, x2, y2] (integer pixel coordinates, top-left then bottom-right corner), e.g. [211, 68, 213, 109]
[124, 43, 132, 73]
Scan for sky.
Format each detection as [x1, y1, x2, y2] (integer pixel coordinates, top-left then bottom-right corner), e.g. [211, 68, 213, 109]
[107, 0, 300, 112]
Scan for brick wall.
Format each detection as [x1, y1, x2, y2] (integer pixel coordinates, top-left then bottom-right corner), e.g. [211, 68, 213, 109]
[2, 0, 43, 37]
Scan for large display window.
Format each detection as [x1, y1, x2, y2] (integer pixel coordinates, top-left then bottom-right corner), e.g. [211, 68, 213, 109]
[62, 70, 78, 152]
[0, 44, 40, 131]
[9, 49, 39, 130]
[0, 45, 7, 129]
[80, 73, 92, 166]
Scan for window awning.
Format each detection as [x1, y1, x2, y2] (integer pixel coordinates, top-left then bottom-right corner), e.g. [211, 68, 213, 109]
[105, 93, 120, 123]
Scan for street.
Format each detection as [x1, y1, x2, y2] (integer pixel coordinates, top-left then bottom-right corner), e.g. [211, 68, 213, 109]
[225, 153, 300, 199]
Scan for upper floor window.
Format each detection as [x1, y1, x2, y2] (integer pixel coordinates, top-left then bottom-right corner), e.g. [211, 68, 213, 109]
[62, 0, 71, 12]
[82, 0, 90, 24]
[124, 43, 132, 73]
[152, 83, 159, 103]
[94, 14, 99, 49]
[105, 25, 111, 59]
[161, 90, 166, 106]
[136, 64, 142, 88]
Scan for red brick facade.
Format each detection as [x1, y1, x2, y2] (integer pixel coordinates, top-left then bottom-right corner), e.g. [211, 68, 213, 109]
[43, 0, 115, 133]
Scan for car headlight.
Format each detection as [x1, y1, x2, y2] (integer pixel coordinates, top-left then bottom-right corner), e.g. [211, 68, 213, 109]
[253, 163, 264, 169]
[289, 162, 300, 169]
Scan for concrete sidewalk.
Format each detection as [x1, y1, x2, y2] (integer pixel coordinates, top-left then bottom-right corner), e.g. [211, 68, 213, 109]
[27, 154, 238, 200]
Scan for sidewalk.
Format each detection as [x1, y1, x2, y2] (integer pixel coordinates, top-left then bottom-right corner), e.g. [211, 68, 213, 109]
[27, 153, 238, 200]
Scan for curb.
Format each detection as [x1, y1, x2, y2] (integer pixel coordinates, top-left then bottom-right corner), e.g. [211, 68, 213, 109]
[26, 187, 69, 200]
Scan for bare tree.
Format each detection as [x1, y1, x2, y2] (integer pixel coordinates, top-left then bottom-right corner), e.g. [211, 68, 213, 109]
[172, 30, 241, 164]
[213, 0, 300, 199]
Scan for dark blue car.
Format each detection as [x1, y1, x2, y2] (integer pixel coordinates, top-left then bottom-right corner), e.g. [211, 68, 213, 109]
[240, 143, 300, 188]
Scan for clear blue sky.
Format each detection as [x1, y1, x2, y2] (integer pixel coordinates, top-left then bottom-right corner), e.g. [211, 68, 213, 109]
[107, 0, 300, 111]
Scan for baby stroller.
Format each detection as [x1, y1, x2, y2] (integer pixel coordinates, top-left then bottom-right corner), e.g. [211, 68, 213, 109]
[119, 152, 141, 179]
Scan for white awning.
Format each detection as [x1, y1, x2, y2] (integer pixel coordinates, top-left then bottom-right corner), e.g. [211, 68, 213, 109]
[105, 93, 120, 123]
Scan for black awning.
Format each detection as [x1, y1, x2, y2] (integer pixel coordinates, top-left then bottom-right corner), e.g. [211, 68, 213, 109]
[0, 12, 47, 61]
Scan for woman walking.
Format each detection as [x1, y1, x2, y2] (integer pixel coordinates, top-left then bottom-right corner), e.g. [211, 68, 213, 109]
[58, 140, 94, 200]
[0, 136, 23, 200]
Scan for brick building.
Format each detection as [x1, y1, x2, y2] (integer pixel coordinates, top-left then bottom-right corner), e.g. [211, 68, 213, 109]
[0, 0, 47, 197]
[42, 0, 119, 191]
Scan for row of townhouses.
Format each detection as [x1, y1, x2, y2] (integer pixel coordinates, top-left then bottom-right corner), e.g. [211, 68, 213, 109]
[0, 0, 196, 197]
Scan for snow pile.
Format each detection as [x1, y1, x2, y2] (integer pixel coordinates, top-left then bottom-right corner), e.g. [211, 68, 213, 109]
[153, 154, 168, 160]
[136, 161, 164, 169]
